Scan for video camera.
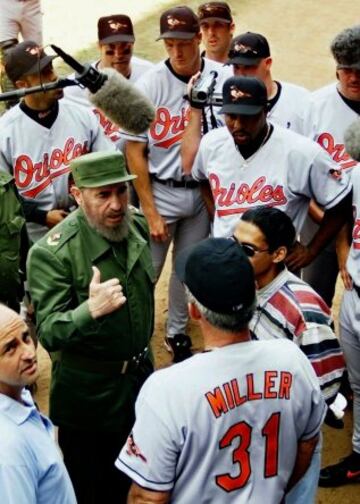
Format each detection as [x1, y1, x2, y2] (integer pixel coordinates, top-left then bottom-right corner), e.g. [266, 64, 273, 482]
[190, 70, 222, 107]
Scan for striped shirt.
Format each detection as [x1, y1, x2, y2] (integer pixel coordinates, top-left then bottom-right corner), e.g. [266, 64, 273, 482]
[250, 268, 345, 402]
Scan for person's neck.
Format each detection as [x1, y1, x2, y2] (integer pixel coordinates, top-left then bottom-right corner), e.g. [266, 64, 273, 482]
[171, 55, 201, 78]
[337, 83, 360, 102]
[201, 320, 251, 350]
[0, 383, 23, 403]
[24, 96, 53, 111]
[256, 265, 283, 290]
[204, 48, 229, 64]
[267, 77, 277, 99]
[237, 122, 271, 159]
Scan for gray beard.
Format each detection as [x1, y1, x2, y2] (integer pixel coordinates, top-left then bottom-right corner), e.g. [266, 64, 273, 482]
[86, 210, 132, 242]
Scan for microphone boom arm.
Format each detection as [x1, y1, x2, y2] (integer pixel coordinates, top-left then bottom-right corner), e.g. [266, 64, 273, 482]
[0, 78, 78, 102]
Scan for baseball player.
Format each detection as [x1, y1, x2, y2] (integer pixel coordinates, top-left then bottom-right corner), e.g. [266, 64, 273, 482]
[181, 30, 308, 174]
[64, 14, 154, 151]
[234, 206, 346, 502]
[300, 25, 360, 307]
[192, 76, 352, 273]
[123, 6, 231, 361]
[0, 0, 42, 107]
[197, 2, 235, 64]
[226, 31, 309, 132]
[116, 237, 326, 503]
[0, 41, 114, 243]
[319, 123, 360, 487]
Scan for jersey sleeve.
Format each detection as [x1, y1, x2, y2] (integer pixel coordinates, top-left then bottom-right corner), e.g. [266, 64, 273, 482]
[294, 348, 327, 440]
[87, 111, 116, 152]
[116, 375, 179, 492]
[308, 147, 352, 209]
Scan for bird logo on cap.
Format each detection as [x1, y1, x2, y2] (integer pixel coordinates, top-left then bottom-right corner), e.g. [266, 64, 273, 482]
[108, 19, 128, 32]
[26, 46, 41, 56]
[167, 15, 186, 28]
[230, 85, 252, 101]
[234, 43, 258, 55]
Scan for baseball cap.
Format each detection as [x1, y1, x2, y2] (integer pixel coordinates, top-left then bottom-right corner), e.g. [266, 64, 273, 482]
[71, 151, 136, 188]
[157, 6, 200, 41]
[198, 2, 233, 24]
[331, 25, 360, 70]
[227, 32, 270, 66]
[4, 41, 56, 82]
[98, 15, 135, 44]
[176, 237, 256, 315]
[219, 76, 268, 115]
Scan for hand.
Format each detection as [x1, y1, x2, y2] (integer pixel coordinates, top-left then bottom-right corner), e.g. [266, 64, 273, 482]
[285, 242, 316, 271]
[187, 71, 203, 110]
[88, 266, 126, 319]
[147, 211, 169, 242]
[46, 209, 69, 228]
[337, 250, 352, 290]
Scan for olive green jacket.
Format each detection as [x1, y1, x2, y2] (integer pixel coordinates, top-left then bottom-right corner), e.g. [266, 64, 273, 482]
[27, 207, 155, 431]
[0, 172, 28, 311]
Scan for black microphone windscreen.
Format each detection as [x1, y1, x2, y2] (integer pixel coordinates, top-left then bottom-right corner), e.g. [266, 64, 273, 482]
[88, 68, 155, 135]
[344, 119, 360, 162]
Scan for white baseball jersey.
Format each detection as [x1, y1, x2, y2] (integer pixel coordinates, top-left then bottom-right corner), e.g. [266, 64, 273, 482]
[192, 124, 352, 237]
[116, 339, 326, 503]
[64, 57, 154, 151]
[346, 167, 360, 286]
[123, 58, 232, 181]
[300, 82, 359, 243]
[0, 100, 114, 241]
[268, 81, 310, 133]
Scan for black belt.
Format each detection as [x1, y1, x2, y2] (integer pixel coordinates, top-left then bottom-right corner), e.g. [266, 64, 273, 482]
[354, 284, 360, 298]
[152, 175, 199, 189]
[61, 346, 150, 376]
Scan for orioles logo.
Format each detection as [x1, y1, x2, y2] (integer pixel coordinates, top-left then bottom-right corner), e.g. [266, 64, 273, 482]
[126, 434, 147, 463]
[233, 43, 258, 55]
[26, 46, 41, 56]
[108, 20, 128, 31]
[329, 168, 343, 180]
[230, 85, 252, 102]
[167, 15, 186, 28]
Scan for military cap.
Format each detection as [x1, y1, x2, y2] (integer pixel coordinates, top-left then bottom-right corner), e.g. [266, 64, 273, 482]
[71, 151, 136, 188]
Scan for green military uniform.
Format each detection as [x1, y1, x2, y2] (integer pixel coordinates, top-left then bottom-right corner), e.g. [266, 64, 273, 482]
[27, 206, 155, 431]
[0, 172, 28, 311]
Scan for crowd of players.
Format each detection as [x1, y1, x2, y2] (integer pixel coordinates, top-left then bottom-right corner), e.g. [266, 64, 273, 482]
[0, 1, 360, 503]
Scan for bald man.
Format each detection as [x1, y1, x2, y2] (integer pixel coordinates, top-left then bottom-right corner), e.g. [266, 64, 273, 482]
[0, 305, 76, 504]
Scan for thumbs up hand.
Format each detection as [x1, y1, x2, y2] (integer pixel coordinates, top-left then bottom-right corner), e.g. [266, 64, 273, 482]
[88, 266, 126, 319]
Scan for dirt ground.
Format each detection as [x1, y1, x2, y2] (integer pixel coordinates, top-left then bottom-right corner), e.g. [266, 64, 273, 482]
[34, 0, 359, 502]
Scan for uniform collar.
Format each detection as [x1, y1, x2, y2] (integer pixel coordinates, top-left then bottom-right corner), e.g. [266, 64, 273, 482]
[0, 389, 36, 425]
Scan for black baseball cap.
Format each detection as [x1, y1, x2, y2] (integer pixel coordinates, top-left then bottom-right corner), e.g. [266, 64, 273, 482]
[175, 238, 256, 315]
[219, 76, 268, 115]
[227, 32, 270, 65]
[5, 41, 56, 82]
[157, 6, 200, 40]
[98, 15, 135, 44]
[198, 2, 233, 24]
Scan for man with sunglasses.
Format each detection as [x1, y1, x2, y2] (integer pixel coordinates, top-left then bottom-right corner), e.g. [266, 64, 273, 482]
[64, 14, 153, 151]
[0, 40, 113, 244]
[191, 75, 353, 271]
[233, 206, 345, 504]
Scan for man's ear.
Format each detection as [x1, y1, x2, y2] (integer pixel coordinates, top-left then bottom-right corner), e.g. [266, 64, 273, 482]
[15, 78, 27, 89]
[272, 245, 287, 264]
[70, 185, 83, 207]
[188, 301, 202, 321]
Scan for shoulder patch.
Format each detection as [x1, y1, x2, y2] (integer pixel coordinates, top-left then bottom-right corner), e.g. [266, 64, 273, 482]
[40, 210, 80, 252]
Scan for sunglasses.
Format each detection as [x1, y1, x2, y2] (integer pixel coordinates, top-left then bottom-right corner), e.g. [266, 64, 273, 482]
[231, 235, 270, 257]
